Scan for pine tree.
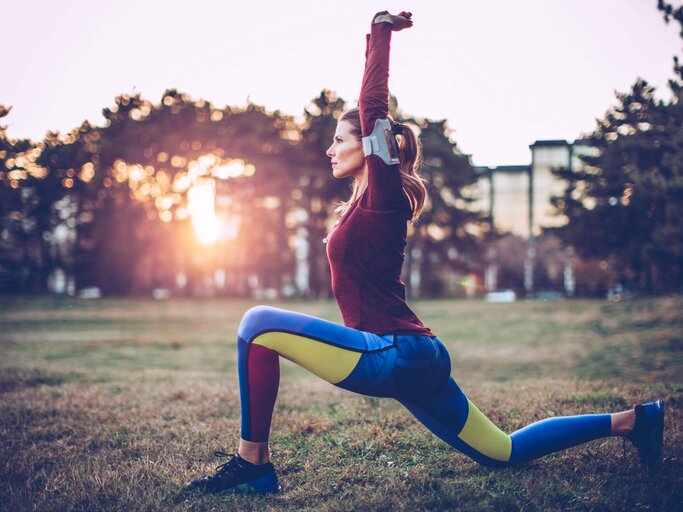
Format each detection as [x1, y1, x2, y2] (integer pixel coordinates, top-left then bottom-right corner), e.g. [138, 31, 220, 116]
[552, 2, 683, 293]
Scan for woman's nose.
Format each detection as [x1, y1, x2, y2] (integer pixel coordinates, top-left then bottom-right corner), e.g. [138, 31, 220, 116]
[326, 145, 334, 157]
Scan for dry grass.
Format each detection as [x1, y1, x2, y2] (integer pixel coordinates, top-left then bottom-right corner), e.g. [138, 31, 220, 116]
[0, 296, 681, 511]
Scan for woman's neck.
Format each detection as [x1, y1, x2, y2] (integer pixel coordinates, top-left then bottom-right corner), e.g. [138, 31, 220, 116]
[355, 170, 368, 197]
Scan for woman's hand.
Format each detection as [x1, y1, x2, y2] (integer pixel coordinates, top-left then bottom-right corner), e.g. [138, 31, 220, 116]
[372, 10, 413, 31]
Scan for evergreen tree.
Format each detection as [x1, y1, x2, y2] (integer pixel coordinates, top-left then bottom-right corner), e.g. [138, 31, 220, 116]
[296, 90, 350, 298]
[407, 117, 484, 297]
[0, 105, 59, 293]
[552, 2, 683, 293]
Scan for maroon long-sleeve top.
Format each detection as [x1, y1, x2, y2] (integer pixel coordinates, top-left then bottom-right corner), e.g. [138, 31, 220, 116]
[326, 21, 433, 337]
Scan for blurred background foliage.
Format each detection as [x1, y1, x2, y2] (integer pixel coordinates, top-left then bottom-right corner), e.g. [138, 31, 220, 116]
[0, 88, 481, 298]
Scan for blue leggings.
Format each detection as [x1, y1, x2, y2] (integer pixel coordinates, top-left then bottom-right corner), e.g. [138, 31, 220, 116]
[237, 306, 612, 467]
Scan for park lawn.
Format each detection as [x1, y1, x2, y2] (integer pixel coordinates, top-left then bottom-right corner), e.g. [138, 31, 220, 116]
[0, 296, 681, 511]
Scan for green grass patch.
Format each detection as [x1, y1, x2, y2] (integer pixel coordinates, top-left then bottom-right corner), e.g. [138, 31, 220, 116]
[0, 296, 681, 511]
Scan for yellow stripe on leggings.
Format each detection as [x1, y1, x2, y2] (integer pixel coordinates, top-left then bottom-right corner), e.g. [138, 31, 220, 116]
[457, 399, 512, 462]
[253, 332, 361, 384]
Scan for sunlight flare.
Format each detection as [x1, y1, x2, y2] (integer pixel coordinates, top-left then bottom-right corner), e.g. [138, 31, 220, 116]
[188, 180, 219, 245]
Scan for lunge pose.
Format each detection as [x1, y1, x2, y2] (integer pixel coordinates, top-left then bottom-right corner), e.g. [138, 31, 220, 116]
[186, 11, 664, 495]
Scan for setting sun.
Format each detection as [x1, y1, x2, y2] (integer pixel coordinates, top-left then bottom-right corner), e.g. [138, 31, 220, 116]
[187, 180, 219, 245]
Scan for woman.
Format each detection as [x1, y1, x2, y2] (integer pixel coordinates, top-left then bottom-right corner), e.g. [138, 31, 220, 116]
[185, 11, 664, 495]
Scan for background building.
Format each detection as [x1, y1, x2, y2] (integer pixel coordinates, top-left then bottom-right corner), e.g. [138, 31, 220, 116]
[474, 139, 598, 238]
[472, 139, 599, 296]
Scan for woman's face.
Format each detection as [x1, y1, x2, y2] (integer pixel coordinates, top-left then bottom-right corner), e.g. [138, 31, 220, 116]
[326, 120, 366, 180]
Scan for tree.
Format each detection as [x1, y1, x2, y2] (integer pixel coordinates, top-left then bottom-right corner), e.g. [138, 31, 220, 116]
[295, 92, 484, 298]
[0, 105, 60, 293]
[551, 2, 683, 293]
[406, 117, 484, 297]
[296, 90, 350, 298]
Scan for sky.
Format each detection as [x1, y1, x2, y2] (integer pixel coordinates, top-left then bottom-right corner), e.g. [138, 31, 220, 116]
[1, 0, 681, 167]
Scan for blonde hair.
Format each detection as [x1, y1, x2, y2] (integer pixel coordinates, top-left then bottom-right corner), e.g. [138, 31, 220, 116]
[334, 108, 427, 222]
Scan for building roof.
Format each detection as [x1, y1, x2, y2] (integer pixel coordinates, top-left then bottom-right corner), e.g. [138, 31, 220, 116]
[529, 139, 570, 148]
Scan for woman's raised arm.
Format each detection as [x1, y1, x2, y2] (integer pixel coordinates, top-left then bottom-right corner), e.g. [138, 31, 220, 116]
[359, 10, 413, 212]
[359, 11, 413, 137]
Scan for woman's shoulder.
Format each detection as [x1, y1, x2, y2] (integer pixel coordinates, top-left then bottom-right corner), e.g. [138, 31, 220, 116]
[356, 189, 412, 218]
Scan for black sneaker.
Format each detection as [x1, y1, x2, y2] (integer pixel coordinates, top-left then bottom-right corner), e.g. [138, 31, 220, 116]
[184, 451, 280, 494]
[626, 399, 665, 470]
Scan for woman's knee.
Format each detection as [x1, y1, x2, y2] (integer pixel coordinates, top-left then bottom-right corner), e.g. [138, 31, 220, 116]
[238, 305, 284, 343]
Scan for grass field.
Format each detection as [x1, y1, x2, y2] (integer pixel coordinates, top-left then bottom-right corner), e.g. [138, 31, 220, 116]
[0, 296, 681, 511]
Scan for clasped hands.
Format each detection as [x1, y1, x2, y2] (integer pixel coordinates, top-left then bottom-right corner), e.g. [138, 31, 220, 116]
[372, 10, 413, 31]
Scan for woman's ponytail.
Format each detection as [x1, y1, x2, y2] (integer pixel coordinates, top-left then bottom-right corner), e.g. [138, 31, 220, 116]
[336, 108, 428, 222]
[392, 121, 427, 222]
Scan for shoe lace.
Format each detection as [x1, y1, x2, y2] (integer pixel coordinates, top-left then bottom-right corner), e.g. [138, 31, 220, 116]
[212, 451, 238, 478]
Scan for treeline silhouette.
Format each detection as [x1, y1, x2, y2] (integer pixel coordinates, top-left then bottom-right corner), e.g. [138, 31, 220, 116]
[0, 90, 483, 297]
